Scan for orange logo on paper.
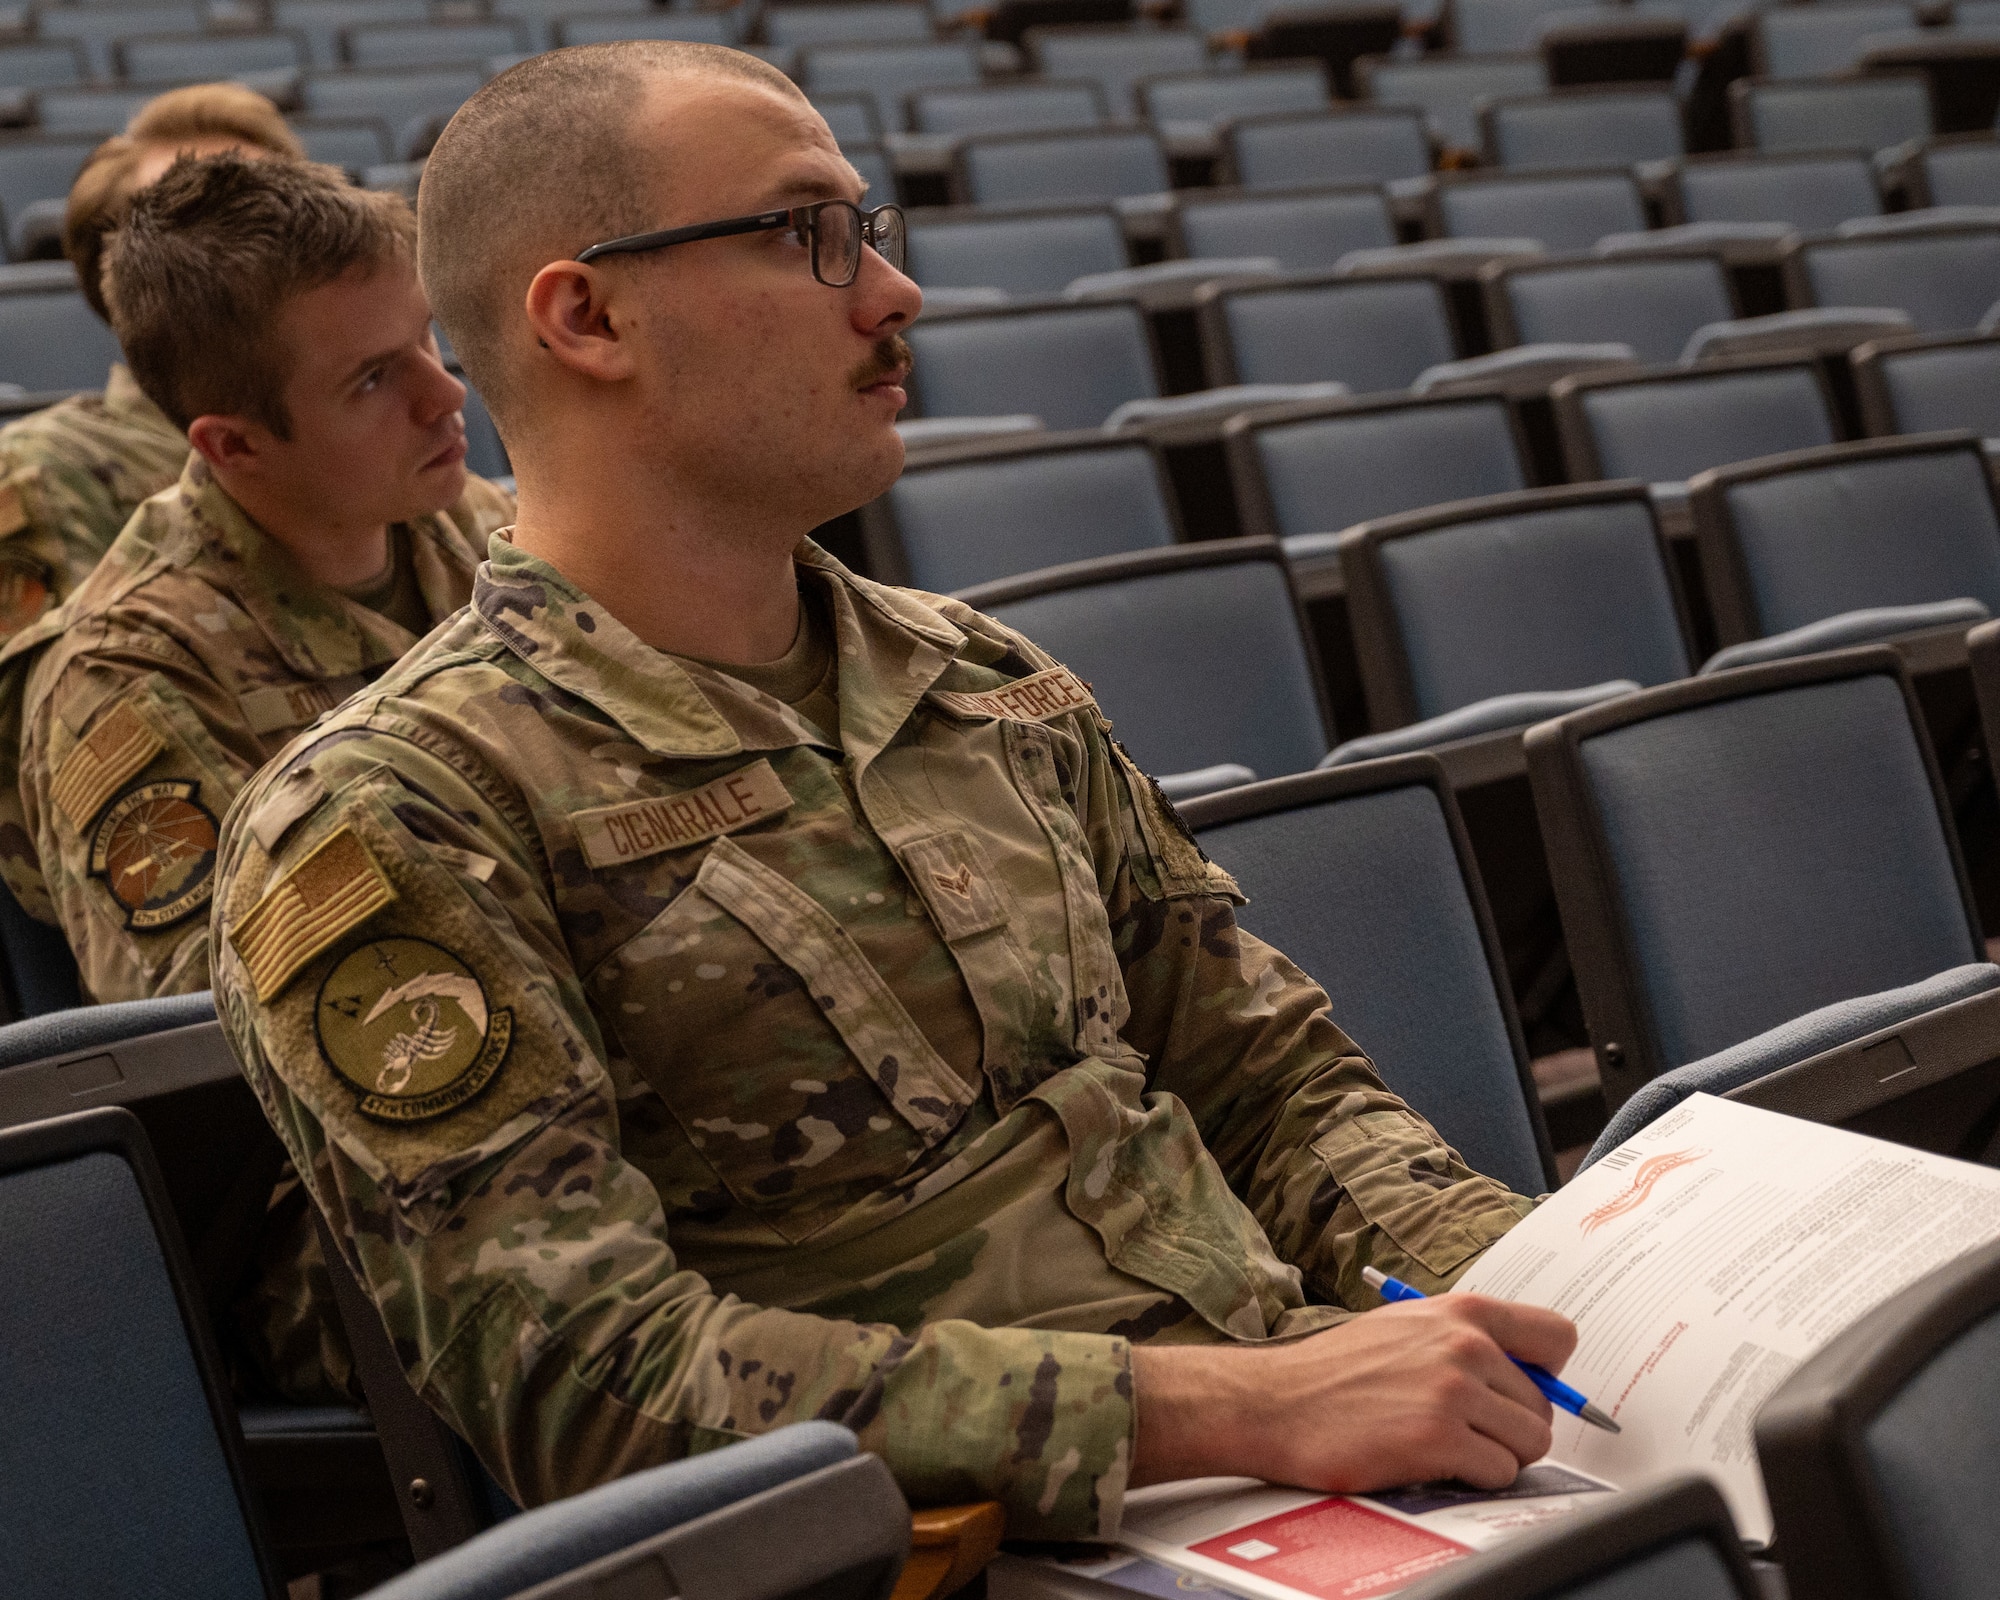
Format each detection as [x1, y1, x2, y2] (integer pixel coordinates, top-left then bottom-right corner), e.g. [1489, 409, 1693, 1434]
[1580, 1148, 1705, 1235]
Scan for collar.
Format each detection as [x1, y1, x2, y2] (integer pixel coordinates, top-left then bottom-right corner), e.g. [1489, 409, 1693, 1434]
[170, 455, 478, 682]
[102, 364, 179, 439]
[473, 535, 966, 769]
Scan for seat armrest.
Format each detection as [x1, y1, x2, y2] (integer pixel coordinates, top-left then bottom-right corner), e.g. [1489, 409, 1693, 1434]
[1701, 600, 1990, 675]
[1321, 682, 1639, 767]
[1413, 343, 1637, 397]
[1103, 383, 1348, 431]
[1680, 307, 1915, 364]
[890, 1503, 1007, 1600]
[1155, 764, 1259, 802]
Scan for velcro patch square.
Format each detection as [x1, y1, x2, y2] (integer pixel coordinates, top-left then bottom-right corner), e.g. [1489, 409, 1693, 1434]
[570, 758, 792, 869]
[233, 827, 398, 1001]
[51, 700, 165, 832]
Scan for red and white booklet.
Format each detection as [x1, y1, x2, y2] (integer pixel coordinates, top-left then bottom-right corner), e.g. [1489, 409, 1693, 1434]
[994, 1095, 2000, 1600]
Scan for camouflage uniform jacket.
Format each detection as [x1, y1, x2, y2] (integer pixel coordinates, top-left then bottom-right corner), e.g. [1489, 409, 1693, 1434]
[0, 453, 515, 1002]
[210, 536, 1533, 1540]
[0, 365, 189, 642]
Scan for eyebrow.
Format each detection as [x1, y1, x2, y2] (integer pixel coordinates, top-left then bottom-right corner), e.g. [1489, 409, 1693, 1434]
[339, 324, 426, 388]
[757, 170, 860, 209]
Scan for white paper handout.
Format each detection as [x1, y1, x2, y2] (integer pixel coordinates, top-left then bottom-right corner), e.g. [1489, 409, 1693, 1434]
[1455, 1092, 2000, 1541]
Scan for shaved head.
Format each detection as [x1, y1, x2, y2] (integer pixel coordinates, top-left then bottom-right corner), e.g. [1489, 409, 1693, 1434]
[417, 42, 805, 422]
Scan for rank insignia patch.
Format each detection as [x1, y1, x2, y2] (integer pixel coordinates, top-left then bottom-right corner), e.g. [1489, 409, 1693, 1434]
[88, 779, 219, 929]
[315, 936, 513, 1123]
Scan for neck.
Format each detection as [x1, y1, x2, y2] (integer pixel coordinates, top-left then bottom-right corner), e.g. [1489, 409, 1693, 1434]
[509, 443, 806, 666]
[217, 472, 393, 590]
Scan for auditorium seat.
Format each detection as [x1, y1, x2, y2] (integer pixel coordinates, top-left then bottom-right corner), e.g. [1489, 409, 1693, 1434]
[1852, 330, 2000, 437]
[1451, 0, 1608, 54]
[275, 0, 429, 67]
[1404, 1477, 1761, 1598]
[799, 40, 982, 132]
[1551, 359, 1838, 486]
[1785, 226, 2000, 333]
[0, 138, 98, 261]
[1688, 432, 2000, 649]
[954, 127, 1170, 205]
[1479, 86, 1684, 170]
[1899, 132, 2000, 208]
[0, 43, 85, 97]
[1169, 186, 1396, 272]
[1429, 169, 1649, 252]
[1024, 24, 1209, 117]
[491, 0, 649, 52]
[1137, 62, 1331, 134]
[908, 80, 1104, 135]
[1761, 1237, 2000, 1600]
[1226, 391, 1527, 552]
[762, 1, 936, 47]
[36, 87, 156, 137]
[559, 9, 741, 45]
[955, 539, 1330, 783]
[907, 204, 1126, 295]
[302, 65, 485, 158]
[35, 3, 203, 80]
[1223, 106, 1434, 189]
[1338, 482, 1689, 739]
[0, 276, 123, 392]
[117, 31, 305, 83]
[1486, 254, 1736, 364]
[1356, 52, 1549, 156]
[1182, 756, 1557, 1196]
[1198, 273, 1459, 392]
[810, 92, 881, 146]
[343, 19, 527, 67]
[862, 432, 1178, 590]
[1527, 647, 1987, 1107]
[1730, 73, 1933, 154]
[904, 301, 1159, 428]
[1754, 0, 1918, 77]
[1668, 149, 1884, 230]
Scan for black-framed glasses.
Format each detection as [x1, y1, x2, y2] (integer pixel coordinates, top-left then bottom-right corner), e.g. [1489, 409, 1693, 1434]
[575, 199, 907, 286]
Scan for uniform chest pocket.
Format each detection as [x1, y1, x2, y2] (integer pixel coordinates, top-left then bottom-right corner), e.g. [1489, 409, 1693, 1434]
[589, 835, 979, 1240]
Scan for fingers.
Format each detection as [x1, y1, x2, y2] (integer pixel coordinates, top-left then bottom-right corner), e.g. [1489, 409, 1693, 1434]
[1447, 1293, 1579, 1374]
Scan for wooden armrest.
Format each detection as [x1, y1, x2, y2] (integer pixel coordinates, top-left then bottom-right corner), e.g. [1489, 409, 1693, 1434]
[889, 1501, 1007, 1600]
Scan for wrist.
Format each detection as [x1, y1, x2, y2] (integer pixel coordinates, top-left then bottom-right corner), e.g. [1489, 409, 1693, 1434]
[1130, 1343, 1256, 1486]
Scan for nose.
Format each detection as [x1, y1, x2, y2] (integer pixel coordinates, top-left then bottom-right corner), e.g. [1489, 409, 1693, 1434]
[417, 342, 468, 423]
[850, 238, 922, 338]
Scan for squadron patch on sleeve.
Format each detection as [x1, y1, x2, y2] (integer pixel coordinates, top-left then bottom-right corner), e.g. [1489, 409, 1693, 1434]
[88, 778, 218, 929]
[51, 700, 165, 832]
[232, 826, 398, 1001]
[315, 937, 513, 1123]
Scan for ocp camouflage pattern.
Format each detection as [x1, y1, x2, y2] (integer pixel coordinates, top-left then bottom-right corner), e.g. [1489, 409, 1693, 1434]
[212, 537, 1533, 1538]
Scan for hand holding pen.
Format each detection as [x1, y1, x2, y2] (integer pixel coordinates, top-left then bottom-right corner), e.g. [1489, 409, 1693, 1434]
[1363, 1266, 1621, 1434]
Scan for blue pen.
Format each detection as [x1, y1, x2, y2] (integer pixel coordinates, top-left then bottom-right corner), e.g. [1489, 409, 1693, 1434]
[1361, 1266, 1621, 1434]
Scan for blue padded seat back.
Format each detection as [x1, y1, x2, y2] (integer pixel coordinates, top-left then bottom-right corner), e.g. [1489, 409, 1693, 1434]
[460, 384, 510, 481]
[493, 0, 650, 53]
[120, 33, 303, 80]
[984, 560, 1325, 776]
[0, 1147, 264, 1598]
[1221, 278, 1457, 392]
[1455, 0, 1587, 55]
[0, 43, 84, 90]
[1720, 447, 2000, 632]
[302, 67, 484, 158]
[1743, 77, 1932, 154]
[765, 2, 933, 46]
[1501, 258, 1733, 364]
[38, 88, 156, 138]
[801, 42, 980, 132]
[1439, 172, 1648, 252]
[960, 130, 1171, 205]
[1179, 191, 1395, 272]
[1799, 231, 2000, 333]
[0, 141, 96, 231]
[887, 445, 1176, 591]
[1577, 367, 1835, 483]
[1143, 67, 1329, 127]
[1194, 783, 1546, 1193]
[0, 991, 216, 1069]
[345, 21, 525, 66]
[1755, 2, 1916, 77]
[1230, 109, 1433, 188]
[1253, 397, 1524, 536]
[1365, 55, 1550, 152]
[34, 4, 201, 76]
[0, 291, 120, 392]
[1679, 153, 1880, 230]
[906, 303, 1156, 429]
[561, 10, 735, 44]
[911, 82, 1103, 135]
[1487, 91, 1684, 171]
[1378, 498, 1689, 718]
[1862, 1305, 2000, 1600]
[811, 94, 880, 145]
[906, 210, 1125, 296]
[1875, 340, 2000, 436]
[277, 0, 426, 65]
[1560, 1539, 1748, 1599]
[292, 118, 394, 171]
[1579, 673, 1979, 1069]
[847, 145, 894, 203]
[1924, 141, 2000, 208]
[1030, 29, 1208, 117]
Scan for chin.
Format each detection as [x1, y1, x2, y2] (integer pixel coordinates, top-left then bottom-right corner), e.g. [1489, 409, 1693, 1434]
[411, 460, 470, 514]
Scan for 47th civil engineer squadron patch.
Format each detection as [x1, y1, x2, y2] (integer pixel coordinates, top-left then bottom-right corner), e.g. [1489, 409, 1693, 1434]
[88, 778, 219, 929]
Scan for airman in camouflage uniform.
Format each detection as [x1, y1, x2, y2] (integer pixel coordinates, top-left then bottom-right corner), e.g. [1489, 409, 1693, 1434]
[212, 535, 1535, 1535]
[0, 368, 189, 641]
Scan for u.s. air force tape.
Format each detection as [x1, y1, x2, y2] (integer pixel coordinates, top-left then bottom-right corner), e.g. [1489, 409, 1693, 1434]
[570, 758, 792, 869]
[928, 665, 1097, 724]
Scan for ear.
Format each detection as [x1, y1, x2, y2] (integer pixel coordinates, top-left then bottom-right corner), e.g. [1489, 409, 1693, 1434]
[524, 261, 639, 383]
[185, 413, 266, 478]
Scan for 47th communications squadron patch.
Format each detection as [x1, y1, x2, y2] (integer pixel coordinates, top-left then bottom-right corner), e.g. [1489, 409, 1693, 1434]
[315, 936, 514, 1123]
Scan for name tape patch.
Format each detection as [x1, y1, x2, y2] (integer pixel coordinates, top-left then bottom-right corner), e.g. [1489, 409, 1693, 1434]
[232, 827, 398, 1002]
[240, 675, 367, 737]
[52, 700, 165, 832]
[929, 666, 1096, 725]
[571, 759, 792, 869]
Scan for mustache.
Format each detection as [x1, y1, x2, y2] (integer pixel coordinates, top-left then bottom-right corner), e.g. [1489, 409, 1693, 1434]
[850, 336, 912, 390]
